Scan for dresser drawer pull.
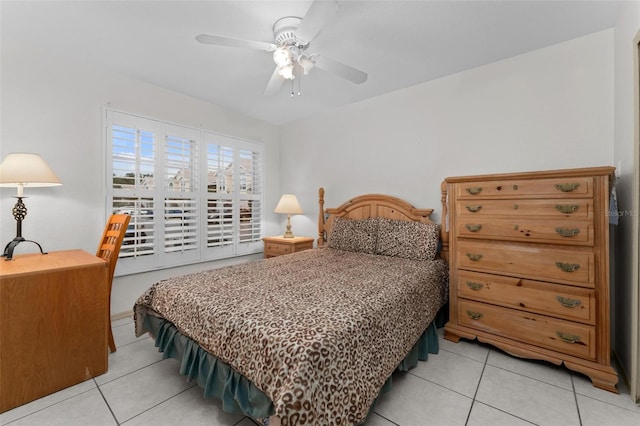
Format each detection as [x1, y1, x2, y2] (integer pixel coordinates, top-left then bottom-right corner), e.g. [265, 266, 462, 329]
[556, 296, 582, 308]
[556, 331, 581, 344]
[466, 187, 483, 195]
[465, 205, 482, 213]
[555, 227, 580, 237]
[556, 262, 581, 272]
[466, 281, 484, 291]
[555, 183, 580, 192]
[466, 310, 483, 320]
[466, 253, 483, 261]
[555, 204, 580, 214]
[465, 224, 483, 232]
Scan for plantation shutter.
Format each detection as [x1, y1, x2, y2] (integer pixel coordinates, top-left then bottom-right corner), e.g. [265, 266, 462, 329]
[106, 109, 264, 275]
[237, 145, 263, 253]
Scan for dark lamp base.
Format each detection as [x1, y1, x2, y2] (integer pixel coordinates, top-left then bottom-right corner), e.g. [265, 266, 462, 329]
[2, 237, 47, 261]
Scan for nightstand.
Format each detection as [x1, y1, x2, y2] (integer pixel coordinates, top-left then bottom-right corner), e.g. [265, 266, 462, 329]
[262, 236, 314, 258]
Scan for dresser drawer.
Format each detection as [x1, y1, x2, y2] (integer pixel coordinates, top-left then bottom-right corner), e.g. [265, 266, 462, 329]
[456, 241, 594, 287]
[458, 300, 596, 360]
[456, 219, 593, 246]
[455, 177, 593, 199]
[457, 270, 596, 324]
[456, 199, 593, 220]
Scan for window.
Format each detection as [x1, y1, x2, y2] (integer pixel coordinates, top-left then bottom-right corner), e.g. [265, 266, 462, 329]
[106, 109, 264, 274]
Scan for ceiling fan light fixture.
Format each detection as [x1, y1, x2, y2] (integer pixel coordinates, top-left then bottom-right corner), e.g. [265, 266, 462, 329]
[298, 55, 315, 74]
[273, 46, 292, 67]
[278, 65, 295, 80]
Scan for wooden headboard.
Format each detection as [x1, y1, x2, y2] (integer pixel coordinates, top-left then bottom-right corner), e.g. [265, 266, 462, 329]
[317, 187, 449, 261]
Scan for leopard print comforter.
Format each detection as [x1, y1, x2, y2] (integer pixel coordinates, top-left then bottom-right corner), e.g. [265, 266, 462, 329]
[134, 248, 448, 426]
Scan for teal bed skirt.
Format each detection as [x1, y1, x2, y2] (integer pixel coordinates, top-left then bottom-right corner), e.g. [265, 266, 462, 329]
[140, 306, 447, 422]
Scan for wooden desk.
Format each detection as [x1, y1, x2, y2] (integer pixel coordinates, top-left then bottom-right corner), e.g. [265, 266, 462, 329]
[0, 250, 108, 413]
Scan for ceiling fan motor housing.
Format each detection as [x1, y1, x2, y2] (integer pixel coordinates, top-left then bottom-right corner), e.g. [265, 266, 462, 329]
[273, 16, 308, 47]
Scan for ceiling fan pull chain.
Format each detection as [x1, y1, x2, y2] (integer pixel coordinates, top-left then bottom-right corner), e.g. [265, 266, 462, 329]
[298, 70, 302, 96]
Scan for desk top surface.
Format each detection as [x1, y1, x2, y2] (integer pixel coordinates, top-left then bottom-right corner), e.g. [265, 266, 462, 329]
[0, 250, 106, 277]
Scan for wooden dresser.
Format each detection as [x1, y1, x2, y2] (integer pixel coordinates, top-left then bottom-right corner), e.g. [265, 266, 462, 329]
[0, 250, 108, 413]
[443, 166, 618, 392]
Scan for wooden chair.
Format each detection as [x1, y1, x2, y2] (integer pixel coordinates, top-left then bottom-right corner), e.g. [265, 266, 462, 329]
[96, 214, 131, 353]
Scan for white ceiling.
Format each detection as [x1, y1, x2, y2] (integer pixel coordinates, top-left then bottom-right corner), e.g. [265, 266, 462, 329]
[1, 0, 623, 125]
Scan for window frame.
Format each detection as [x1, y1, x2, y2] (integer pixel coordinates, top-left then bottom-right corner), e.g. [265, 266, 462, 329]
[105, 108, 265, 276]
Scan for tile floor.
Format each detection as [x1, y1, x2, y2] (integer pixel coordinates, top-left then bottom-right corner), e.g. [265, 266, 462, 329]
[2, 317, 640, 426]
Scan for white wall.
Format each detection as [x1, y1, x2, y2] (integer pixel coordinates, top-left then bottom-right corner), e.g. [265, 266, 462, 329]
[612, 0, 640, 399]
[0, 37, 282, 315]
[281, 30, 614, 239]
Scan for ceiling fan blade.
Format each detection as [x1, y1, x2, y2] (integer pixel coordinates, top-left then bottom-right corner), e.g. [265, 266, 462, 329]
[313, 56, 368, 84]
[196, 34, 276, 52]
[295, 0, 339, 44]
[264, 67, 285, 95]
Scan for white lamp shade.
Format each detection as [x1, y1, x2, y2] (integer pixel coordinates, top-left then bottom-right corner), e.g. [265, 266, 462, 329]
[0, 153, 62, 187]
[274, 194, 303, 214]
[0, 153, 62, 196]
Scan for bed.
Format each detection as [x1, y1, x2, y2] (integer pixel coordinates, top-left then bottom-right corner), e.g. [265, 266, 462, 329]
[134, 188, 449, 426]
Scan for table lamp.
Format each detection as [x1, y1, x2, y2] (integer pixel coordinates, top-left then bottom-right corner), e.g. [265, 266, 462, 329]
[274, 194, 303, 238]
[0, 153, 62, 260]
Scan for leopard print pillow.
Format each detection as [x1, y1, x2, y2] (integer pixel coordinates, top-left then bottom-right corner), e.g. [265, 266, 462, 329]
[328, 216, 378, 254]
[375, 217, 440, 260]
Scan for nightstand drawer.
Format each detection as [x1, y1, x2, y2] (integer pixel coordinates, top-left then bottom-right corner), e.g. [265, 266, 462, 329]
[262, 236, 314, 258]
[458, 299, 596, 360]
[265, 242, 294, 256]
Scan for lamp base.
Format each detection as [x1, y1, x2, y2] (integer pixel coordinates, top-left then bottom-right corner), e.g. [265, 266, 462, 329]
[3, 197, 47, 261]
[2, 237, 47, 261]
[282, 214, 295, 238]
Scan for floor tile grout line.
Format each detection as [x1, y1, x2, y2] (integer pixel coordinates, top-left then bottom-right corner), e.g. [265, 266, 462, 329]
[97, 357, 165, 387]
[441, 337, 640, 420]
[369, 411, 400, 426]
[571, 384, 640, 412]
[463, 346, 490, 425]
[112, 335, 151, 351]
[406, 369, 476, 401]
[466, 350, 547, 425]
[442, 336, 637, 414]
[470, 401, 539, 426]
[570, 373, 584, 426]
[95, 377, 121, 425]
[486, 363, 575, 394]
[438, 346, 490, 364]
[112, 383, 198, 425]
[1, 384, 98, 425]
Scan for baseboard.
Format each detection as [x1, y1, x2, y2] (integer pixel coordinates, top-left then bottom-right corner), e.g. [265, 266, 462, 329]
[111, 310, 134, 322]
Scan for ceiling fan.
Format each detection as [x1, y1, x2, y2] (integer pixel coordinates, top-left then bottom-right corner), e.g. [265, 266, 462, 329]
[196, 0, 368, 95]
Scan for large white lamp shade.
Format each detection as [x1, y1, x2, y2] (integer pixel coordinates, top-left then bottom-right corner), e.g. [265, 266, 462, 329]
[0, 153, 62, 196]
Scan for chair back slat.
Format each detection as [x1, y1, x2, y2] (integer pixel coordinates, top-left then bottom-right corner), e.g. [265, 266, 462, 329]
[96, 214, 130, 281]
